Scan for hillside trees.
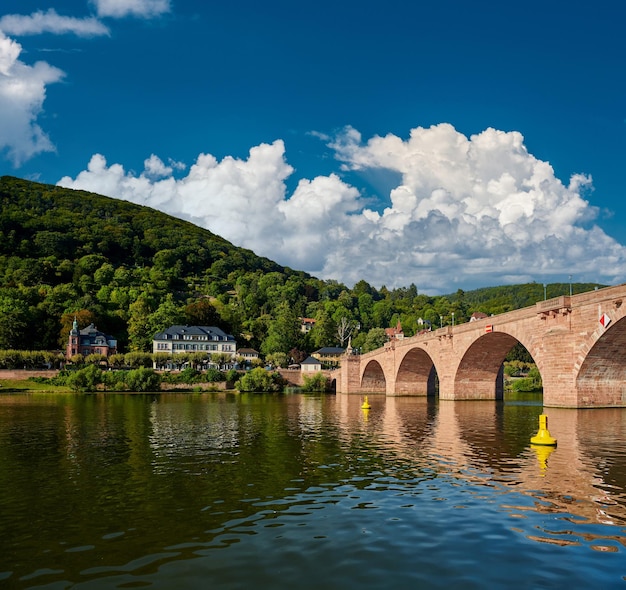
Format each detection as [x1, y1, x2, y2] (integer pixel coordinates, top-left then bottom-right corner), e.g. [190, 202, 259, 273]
[0, 176, 607, 359]
[0, 293, 32, 349]
[261, 301, 301, 356]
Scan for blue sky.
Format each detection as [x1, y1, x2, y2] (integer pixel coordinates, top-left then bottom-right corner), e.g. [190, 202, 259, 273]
[1, 0, 626, 294]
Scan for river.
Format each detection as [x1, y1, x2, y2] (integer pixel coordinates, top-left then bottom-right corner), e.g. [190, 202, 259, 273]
[1, 392, 625, 588]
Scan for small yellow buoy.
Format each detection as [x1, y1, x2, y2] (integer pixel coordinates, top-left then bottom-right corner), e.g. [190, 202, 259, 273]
[361, 396, 371, 410]
[530, 414, 557, 446]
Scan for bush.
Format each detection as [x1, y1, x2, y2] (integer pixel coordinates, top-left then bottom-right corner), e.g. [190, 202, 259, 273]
[236, 367, 284, 392]
[205, 368, 225, 382]
[302, 372, 330, 393]
[225, 368, 239, 384]
[67, 364, 103, 392]
[177, 367, 201, 384]
[125, 367, 161, 392]
[511, 367, 542, 392]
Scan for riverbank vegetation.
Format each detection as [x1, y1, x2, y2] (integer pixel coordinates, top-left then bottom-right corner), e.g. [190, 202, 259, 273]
[24, 364, 246, 393]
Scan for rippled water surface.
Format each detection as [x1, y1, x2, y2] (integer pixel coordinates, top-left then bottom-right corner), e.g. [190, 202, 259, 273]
[1, 392, 626, 588]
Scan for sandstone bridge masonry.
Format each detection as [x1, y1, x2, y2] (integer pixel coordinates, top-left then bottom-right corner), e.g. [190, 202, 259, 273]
[336, 284, 626, 408]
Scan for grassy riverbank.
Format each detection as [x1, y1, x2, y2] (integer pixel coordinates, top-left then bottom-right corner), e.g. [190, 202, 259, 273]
[0, 378, 72, 393]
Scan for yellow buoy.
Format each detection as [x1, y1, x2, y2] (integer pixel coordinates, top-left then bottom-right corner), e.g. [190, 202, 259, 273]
[530, 414, 557, 446]
[361, 396, 371, 410]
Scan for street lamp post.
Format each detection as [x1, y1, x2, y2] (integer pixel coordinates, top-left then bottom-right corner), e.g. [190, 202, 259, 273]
[569, 275, 573, 297]
[440, 315, 443, 329]
[543, 283, 547, 301]
[452, 312, 455, 326]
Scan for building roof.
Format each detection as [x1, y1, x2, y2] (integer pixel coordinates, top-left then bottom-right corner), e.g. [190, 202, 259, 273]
[301, 356, 322, 365]
[385, 320, 403, 338]
[314, 347, 345, 355]
[77, 323, 116, 345]
[237, 348, 259, 354]
[153, 325, 235, 340]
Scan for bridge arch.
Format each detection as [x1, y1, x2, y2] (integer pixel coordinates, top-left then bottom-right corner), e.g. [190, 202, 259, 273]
[395, 347, 438, 396]
[453, 332, 538, 400]
[575, 315, 626, 406]
[361, 359, 386, 393]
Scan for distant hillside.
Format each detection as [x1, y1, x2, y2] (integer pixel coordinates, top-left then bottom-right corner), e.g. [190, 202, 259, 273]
[449, 282, 605, 316]
[0, 175, 295, 277]
[0, 176, 606, 357]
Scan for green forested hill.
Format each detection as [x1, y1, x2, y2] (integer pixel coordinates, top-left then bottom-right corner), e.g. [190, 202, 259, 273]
[0, 176, 606, 357]
[0, 175, 290, 276]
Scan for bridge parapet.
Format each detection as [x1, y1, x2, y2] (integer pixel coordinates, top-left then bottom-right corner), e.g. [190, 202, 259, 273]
[536, 295, 571, 317]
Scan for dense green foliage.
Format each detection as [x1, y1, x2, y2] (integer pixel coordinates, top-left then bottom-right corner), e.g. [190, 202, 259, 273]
[509, 366, 543, 392]
[236, 368, 284, 392]
[301, 372, 331, 393]
[0, 176, 605, 362]
[45, 366, 162, 392]
[0, 349, 64, 369]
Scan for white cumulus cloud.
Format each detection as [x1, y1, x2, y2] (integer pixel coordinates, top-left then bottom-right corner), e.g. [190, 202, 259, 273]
[0, 9, 110, 37]
[0, 31, 64, 166]
[57, 125, 626, 293]
[91, 0, 171, 19]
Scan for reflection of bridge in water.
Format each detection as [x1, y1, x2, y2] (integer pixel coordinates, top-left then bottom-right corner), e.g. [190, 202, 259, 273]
[336, 284, 626, 408]
[330, 395, 626, 528]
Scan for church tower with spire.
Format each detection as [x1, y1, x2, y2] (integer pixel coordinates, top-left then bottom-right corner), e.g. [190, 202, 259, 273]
[67, 317, 80, 358]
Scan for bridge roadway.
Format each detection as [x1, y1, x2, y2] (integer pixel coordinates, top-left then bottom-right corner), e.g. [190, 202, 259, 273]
[336, 284, 626, 408]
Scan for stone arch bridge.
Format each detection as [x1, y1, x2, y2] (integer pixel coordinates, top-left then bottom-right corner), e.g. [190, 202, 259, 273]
[336, 284, 626, 408]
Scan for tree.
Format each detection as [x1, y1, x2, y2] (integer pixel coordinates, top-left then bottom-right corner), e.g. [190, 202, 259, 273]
[190, 351, 209, 370]
[184, 298, 223, 328]
[211, 352, 232, 370]
[0, 295, 31, 349]
[153, 352, 172, 370]
[289, 348, 307, 364]
[362, 328, 387, 353]
[261, 301, 301, 355]
[335, 316, 359, 347]
[309, 307, 336, 349]
[147, 294, 185, 341]
[124, 351, 153, 368]
[266, 352, 288, 368]
[108, 353, 126, 369]
[127, 294, 153, 352]
[128, 292, 185, 351]
[85, 353, 107, 367]
[94, 263, 115, 287]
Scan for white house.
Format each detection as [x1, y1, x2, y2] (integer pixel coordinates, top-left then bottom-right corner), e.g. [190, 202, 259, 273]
[153, 325, 237, 357]
[301, 356, 322, 372]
